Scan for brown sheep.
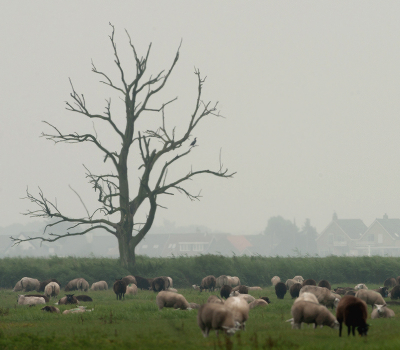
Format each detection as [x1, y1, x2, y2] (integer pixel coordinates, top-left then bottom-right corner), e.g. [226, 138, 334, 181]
[75, 295, 93, 302]
[220, 285, 232, 299]
[200, 276, 216, 292]
[238, 285, 248, 294]
[302, 279, 317, 287]
[113, 279, 127, 300]
[289, 283, 302, 299]
[156, 291, 191, 310]
[58, 294, 79, 305]
[41, 305, 60, 313]
[384, 277, 397, 288]
[64, 278, 80, 292]
[336, 295, 368, 337]
[197, 303, 238, 337]
[151, 277, 166, 292]
[134, 276, 152, 290]
[318, 280, 331, 290]
[389, 285, 400, 300]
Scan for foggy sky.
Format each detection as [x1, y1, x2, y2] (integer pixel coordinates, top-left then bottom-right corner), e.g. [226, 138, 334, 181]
[1, 1, 400, 236]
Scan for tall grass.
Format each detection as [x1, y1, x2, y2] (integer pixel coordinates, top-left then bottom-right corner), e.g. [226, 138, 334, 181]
[1, 255, 399, 289]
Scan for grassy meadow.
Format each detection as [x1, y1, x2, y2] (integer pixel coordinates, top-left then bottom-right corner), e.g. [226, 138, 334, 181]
[1, 284, 400, 350]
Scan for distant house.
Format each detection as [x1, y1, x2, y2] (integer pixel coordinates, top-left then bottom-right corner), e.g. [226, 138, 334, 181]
[316, 213, 367, 256]
[135, 234, 170, 257]
[356, 214, 400, 256]
[162, 233, 214, 257]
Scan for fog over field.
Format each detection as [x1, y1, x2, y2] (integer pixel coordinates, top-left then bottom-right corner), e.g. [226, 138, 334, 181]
[1, 1, 400, 241]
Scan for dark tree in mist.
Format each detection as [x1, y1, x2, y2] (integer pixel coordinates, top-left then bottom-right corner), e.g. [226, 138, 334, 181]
[11, 25, 235, 270]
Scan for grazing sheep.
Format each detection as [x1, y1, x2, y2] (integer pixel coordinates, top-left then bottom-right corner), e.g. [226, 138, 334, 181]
[64, 278, 80, 292]
[13, 277, 40, 292]
[62, 306, 93, 314]
[293, 276, 304, 284]
[220, 285, 232, 299]
[384, 278, 397, 288]
[336, 295, 369, 337]
[77, 278, 89, 292]
[285, 279, 297, 290]
[122, 275, 137, 286]
[389, 285, 400, 300]
[126, 284, 138, 295]
[151, 277, 166, 292]
[275, 282, 287, 299]
[41, 305, 60, 313]
[271, 276, 281, 286]
[354, 283, 368, 290]
[167, 287, 178, 292]
[134, 276, 152, 290]
[228, 276, 241, 288]
[261, 296, 272, 304]
[294, 292, 319, 304]
[289, 283, 302, 299]
[156, 291, 191, 310]
[197, 303, 238, 337]
[300, 286, 340, 309]
[38, 279, 61, 292]
[396, 276, 400, 285]
[207, 295, 224, 304]
[334, 287, 355, 295]
[200, 276, 217, 292]
[17, 294, 45, 306]
[23, 294, 49, 303]
[44, 282, 60, 299]
[58, 294, 79, 305]
[237, 294, 255, 303]
[345, 290, 356, 296]
[167, 277, 173, 288]
[248, 286, 262, 291]
[302, 279, 317, 287]
[75, 295, 93, 302]
[215, 275, 227, 289]
[372, 286, 388, 298]
[371, 304, 395, 319]
[113, 279, 127, 300]
[355, 289, 386, 310]
[224, 296, 250, 330]
[90, 281, 108, 291]
[249, 299, 268, 309]
[189, 303, 200, 309]
[318, 280, 331, 290]
[192, 285, 200, 291]
[289, 301, 339, 329]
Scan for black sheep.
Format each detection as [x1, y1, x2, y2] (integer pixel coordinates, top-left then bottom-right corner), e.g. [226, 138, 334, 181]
[220, 285, 232, 299]
[58, 294, 79, 305]
[75, 295, 93, 302]
[200, 276, 216, 292]
[344, 290, 356, 296]
[134, 276, 152, 290]
[302, 279, 317, 287]
[389, 285, 400, 300]
[336, 295, 369, 337]
[289, 283, 302, 299]
[41, 305, 60, 313]
[113, 279, 127, 300]
[151, 277, 166, 292]
[260, 296, 272, 304]
[275, 282, 287, 299]
[318, 280, 331, 290]
[238, 285, 248, 294]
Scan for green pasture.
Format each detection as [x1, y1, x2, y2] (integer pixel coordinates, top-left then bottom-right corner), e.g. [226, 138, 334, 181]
[1, 284, 400, 350]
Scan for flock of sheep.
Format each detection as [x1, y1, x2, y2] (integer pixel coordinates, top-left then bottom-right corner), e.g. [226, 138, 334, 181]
[10, 273, 400, 337]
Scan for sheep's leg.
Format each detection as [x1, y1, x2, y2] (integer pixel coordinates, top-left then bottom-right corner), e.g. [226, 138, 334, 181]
[339, 322, 342, 337]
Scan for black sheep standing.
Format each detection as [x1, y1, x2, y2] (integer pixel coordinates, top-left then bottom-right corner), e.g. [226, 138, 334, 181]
[113, 279, 127, 300]
[220, 285, 232, 299]
[275, 282, 287, 299]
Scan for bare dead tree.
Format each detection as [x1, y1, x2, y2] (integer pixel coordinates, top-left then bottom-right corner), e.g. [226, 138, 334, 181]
[11, 24, 235, 271]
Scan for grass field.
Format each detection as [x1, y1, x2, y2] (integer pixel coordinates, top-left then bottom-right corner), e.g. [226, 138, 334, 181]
[1, 284, 400, 350]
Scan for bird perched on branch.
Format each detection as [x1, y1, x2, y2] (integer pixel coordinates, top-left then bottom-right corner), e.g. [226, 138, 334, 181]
[190, 138, 197, 147]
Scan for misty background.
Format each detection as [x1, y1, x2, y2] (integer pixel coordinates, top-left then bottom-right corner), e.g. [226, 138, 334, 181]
[1, 2, 400, 257]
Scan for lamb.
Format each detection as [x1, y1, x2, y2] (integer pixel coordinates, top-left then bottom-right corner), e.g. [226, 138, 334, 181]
[156, 291, 191, 310]
[44, 282, 60, 299]
[289, 283, 302, 299]
[77, 278, 89, 292]
[220, 285, 232, 299]
[64, 278, 80, 292]
[249, 299, 268, 309]
[293, 276, 304, 284]
[294, 292, 319, 304]
[41, 305, 60, 313]
[384, 277, 397, 288]
[134, 276, 152, 290]
[113, 279, 127, 300]
[122, 275, 137, 286]
[224, 296, 249, 330]
[126, 284, 138, 295]
[207, 295, 224, 304]
[355, 289, 386, 309]
[75, 295, 93, 302]
[62, 306, 93, 314]
[151, 277, 166, 292]
[275, 282, 287, 299]
[336, 295, 369, 336]
[354, 283, 368, 290]
[271, 276, 281, 286]
[317, 280, 331, 290]
[58, 294, 79, 305]
[285, 279, 297, 290]
[17, 294, 46, 306]
[300, 286, 340, 308]
[13, 277, 40, 292]
[302, 279, 317, 286]
[371, 304, 395, 319]
[197, 303, 238, 337]
[288, 300, 339, 329]
[90, 281, 108, 291]
[389, 285, 400, 299]
[200, 276, 217, 292]
[38, 279, 61, 292]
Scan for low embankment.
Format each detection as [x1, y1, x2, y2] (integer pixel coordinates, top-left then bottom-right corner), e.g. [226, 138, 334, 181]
[0, 255, 399, 289]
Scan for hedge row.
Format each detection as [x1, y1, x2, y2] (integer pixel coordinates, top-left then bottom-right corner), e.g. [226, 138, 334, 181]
[0, 255, 399, 289]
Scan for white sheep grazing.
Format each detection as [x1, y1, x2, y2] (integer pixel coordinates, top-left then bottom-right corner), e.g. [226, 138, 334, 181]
[300, 286, 340, 308]
[355, 289, 386, 310]
[294, 292, 319, 304]
[13, 277, 40, 292]
[354, 283, 368, 290]
[293, 276, 304, 283]
[17, 295, 46, 306]
[247, 286, 262, 291]
[228, 276, 241, 287]
[90, 281, 108, 291]
[249, 299, 268, 309]
[126, 284, 138, 295]
[44, 282, 60, 299]
[237, 294, 256, 303]
[285, 279, 297, 290]
[224, 296, 250, 330]
[197, 303, 239, 337]
[371, 304, 395, 319]
[271, 276, 281, 286]
[288, 300, 339, 329]
[156, 291, 191, 310]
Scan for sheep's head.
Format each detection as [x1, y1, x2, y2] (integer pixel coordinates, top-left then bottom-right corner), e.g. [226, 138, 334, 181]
[357, 324, 369, 336]
[332, 320, 340, 329]
[333, 298, 340, 308]
[374, 304, 386, 315]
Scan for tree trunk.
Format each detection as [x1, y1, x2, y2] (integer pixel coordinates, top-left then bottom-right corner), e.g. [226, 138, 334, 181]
[117, 233, 136, 272]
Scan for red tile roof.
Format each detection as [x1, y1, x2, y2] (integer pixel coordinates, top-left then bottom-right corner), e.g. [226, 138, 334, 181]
[226, 235, 252, 252]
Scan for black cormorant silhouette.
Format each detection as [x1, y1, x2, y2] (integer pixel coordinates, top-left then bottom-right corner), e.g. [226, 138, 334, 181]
[190, 138, 197, 147]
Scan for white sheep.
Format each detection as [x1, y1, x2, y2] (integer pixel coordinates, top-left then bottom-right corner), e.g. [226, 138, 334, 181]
[44, 282, 60, 299]
[62, 306, 94, 314]
[285, 279, 297, 290]
[249, 299, 268, 309]
[224, 296, 250, 330]
[293, 276, 304, 283]
[126, 284, 138, 295]
[156, 291, 191, 310]
[207, 295, 224, 304]
[90, 281, 108, 291]
[192, 284, 200, 291]
[167, 277, 173, 288]
[13, 277, 40, 292]
[17, 295, 46, 306]
[237, 294, 256, 303]
[271, 276, 281, 286]
[300, 286, 340, 308]
[167, 287, 178, 292]
[294, 292, 319, 304]
[247, 286, 262, 291]
[355, 289, 386, 310]
[354, 283, 368, 290]
[371, 304, 395, 319]
[197, 303, 239, 337]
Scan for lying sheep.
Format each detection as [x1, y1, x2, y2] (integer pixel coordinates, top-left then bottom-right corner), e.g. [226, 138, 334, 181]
[288, 301, 339, 329]
[156, 291, 191, 310]
[41, 305, 60, 313]
[24, 294, 49, 303]
[300, 286, 340, 308]
[18, 294, 45, 306]
[207, 295, 224, 304]
[354, 283, 368, 290]
[224, 296, 249, 330]
[192, 285, 200, 291]
[62, 306, 93, 314]
[58, 294, 79, 305]
[167, 287, 178, 293]
[334, 287, 354, 295]
[371, 304, 395, 319]
[91, 281, 108, 291]
[294, 292, 319, 304]
[189, 303, 200, 309]
[355, 289, 386, 310]
[247, 286, 262, 291]
[44, 282, 60, 299]
[336, 295, 368, 337]
[271, 276, 281, 286]
[75, 295, 93, 302]
[126, 284, 138, 295]
[249, 299, 268, 309]
[197, 303, 238, 337]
